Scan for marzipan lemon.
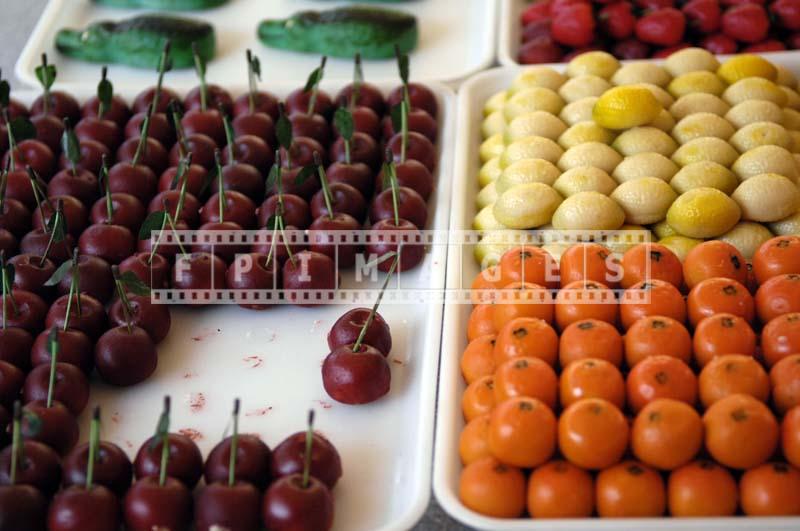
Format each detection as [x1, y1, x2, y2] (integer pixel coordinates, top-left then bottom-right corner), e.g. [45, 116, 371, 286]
[725, 100, 784, 129]
[476, 181, 498, 209]
[768, 209, 800, 235]
[593, 86, 663, 130]
[666, 187, 742, 238]
[670, 161, 739, 195]
[665, 47, 721, 77]
[671, 137, 739, 167]
[504, 87, 565, 120]
[652, 220, 678, 239]
[493, 183, 563, 229]
[473, 204, 507, 231]
[650, 109, 677, 132]
[719, 222, 774, 259]
[611, 62, 671, 87]
[483, 90, 507, 116]
[500, 136, 565, 168]
[775, 65, 798, 89]
[610, 177, 678, 225]
[782, 86, 800, 110]
[496, 158, 560, 193]
[482, 111, 506, 138]
[717, 54, 777, 84]
[551, 191, 626, 230]
[731, 172, 800, 222]
[505, 111, 567, 143]
[558, 142, 623, 173]
[559, 75, 612, 102]
[612, 127, 678, 157]
[667, 71, 726, 98]
[732, 145, 800, 182]
[478, 158, 502, 187]
[723, 77, 788, 106]
[630, 83, 675, 108]
[559, 97, 598, 126]
[658, 235, 704, 261]
[510, 67, 567, 94]
[672, 113, 735, 144]
[729, 121, 792, 152]
[566, 51, 620, 79]
[558, 122, 615, 149]
[783, 108, 800, 131]
[612, 152, 679, 183]
[553, 166, 618, 197]
[669, 93, 731, 120]
[480, 134, 504, 163]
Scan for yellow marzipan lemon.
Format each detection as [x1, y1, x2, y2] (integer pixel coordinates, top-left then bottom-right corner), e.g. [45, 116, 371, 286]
[613, 152, 679, 184]
[551, 191, 626, 230]
[610, 177, 677, 225]
[670, 161, 739, 195]
[719, 222, 774, 259]
[496, 158, 560, 193]
[666, 187, 741, 238]
[566, 51, 620, 79]
[669, 93, 731, 120]
[731, 173, 800, 222]
[493, 183, 563, 229]
[665, 48, 720, 77]
[592, 86, 663, 130]
[553, 166, 618, 197]
[717, 54, 777, 84]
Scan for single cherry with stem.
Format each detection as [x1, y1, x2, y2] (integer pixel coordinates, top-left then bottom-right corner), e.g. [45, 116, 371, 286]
[0, 168, 32, 238]
[75, 67, 123, 149]
[272, 104, 321, 198]
[1, 250, 48, 333]
[327, 107, 374, 197]
[289, 61, 331, 145]
[221, 106, 272, 171]
[310, 151, 366, 221]
[286, 56, 333, 119]
[233, 48, 279, 120]
[137, 200, 189, 262]
[369, 150, 427, 229]
[149, 152, 201, 227]
[108, 265, 171, 343]
[116, 103, 168, 175]
[31, 53, 79, 121]
[107, 107, 158, 203]
[329, 107, 380, 170]
[132, 41, 176, 114]
[168, 100, 217, 170]
[336, 52, 386, 116]
[181, 43, 225, 145]
[212, 113, 265, 200]
[0, 400, 62, 495]
[270, 409, 343, 489]
[3, 111, 55, 205]
[0, 253, 36, 367]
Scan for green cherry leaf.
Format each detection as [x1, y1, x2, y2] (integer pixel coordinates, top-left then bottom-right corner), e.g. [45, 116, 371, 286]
[333, 107, 354, 142]
[9, 117, 36, 142]
[44, 260, 71, 287]
[35, 63, 56, 91]
[138, 211, 167, 241]
[118, 270, 151, 296]
[276, 111, 292, 151]
[294, 164, 317, 186]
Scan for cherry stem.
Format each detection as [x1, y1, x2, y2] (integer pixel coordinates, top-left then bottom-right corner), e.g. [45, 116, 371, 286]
[307, 57, 326, 116]
[46, 326, 58, 408]
[400, 100, 408, 164]
[351, 53, 362, 109]
[98, 67, 109, 119]
[215, 149, 225, 223]
[192, 43, 208, 112]
[228, 398, 240, 487]
[314, 151, 334, 220]
[111, 265, 133, 334]
[173, 153, 191, 221]
[147, 206, 169, 266]
[166, 211, 187, 256]
[63, 117, 77, 176]
[40, 54, 51, 115]
[223, 114, 235, 165]
[40, 199, 64, 269]
[100, 154, 113, 223]
[353, 253, 398, 352]
[86, 406, 100, 490]
[302, 409, 314, 489]
[344, 139, 351, 166]
[385, 149, 400, 226]
[158, 396, 171, 488]
[170, 102, 188, 158]
[246, 49, 257, 114]
[132, 105, 152, 168]
[26, 166, 49, 224]
[63, 248, 82, 331]
[153, 41, 171, 115]
[9, 401, 21, 485]
[3, 109, 16, 172]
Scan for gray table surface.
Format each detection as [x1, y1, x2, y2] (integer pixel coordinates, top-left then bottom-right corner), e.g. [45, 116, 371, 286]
[0, 0, 467, 529]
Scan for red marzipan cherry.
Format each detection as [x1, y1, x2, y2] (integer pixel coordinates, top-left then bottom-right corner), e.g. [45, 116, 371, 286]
[233, 91, 279, 120]
[281, 250, 337, 306]
[323, 161, 374, 199]
[310, 182, 366, 221]
[0, 197, 31, 238]
[22, 363, 89, 416]
[0, 230, 17, 256]
[369, 186, 428, 229]
[200, 190, 257, 229]
[55, 254, 114, 303]
[374, 159, 433, 201]
[132, 87, 181, 114]
[365, 218, 425, 272]
[336, 82, 386, 115]
[116, 137, 168, 176]
[123, 476, 192, 531]
[265, 166, 320, 201]
[119, 252, 170, 289]
[148, 190, 201, 227]
[57, 139, 109, 176]
[280, 137, 326, 169]
[47, 484, 120, 531]
[262, 474, 334, 531]
[329, 132, 380, 170]
[184, 84, 233, 115]
[233, 112, 276, 146]
[290, 112, 331, 145]
[172, 252, 227, 291]
[62, 440, 132, 497]
[4, 289, 48, 333]
[0, 439, 62, 495]
[285, 87, 334, 119]
[0, 360, 24, 407]
[0, 404, 8, 447]
[204, 433, 272, 489]
[135, 433, 203, 488]
[32, 91, 80, 122]
[32, 114, 65, 155]
[0, 327, 34, 370]
[192, 221, 247, 262]
[94, 325, 157, 387]
[107, 162, 158, 204]
[225, 253, 280, 310]
[181, 108, 226, 146]
[387, 131, 437, 172]
[0, 99, 29, 123]
[32, 195, 88, 237]
[221, 134, 273, 171]
[258, 194, 311, 229]
[137, 219, 190, 261]
[195, 481, 261, 531]
[307, 212, 361, 267]
[47, 169, 100, 207]
[4, 169, 37, 210]
[381, 108, 438, 143]
[0, 484, 48, 531]
[45, 293, 107, 339]
[108, 293, 171, 344]
[250, 226, 306, 266]
[82, 93, 131, 128]
[168, 133, 218, 170]
[322, 343, 391, 404]
[212, 163, 265, 202]
[19, 229, 74, 264]
[343, 105, 382, 140]
[78, 223, 135, 265]
[270, 430, 342, 489]
[31, 328, 94, 375]
[74, 116, 122, 151]
[158, 164, 208, 197]
[22, 399, 79, 455]
[328, 307, 392, 356]
[124, 112, 174, 148]
[8, 254, 56, 298]
[90, 192, 146, 232]
[3, 139, 55, 179]
[387, 83, 438, 118]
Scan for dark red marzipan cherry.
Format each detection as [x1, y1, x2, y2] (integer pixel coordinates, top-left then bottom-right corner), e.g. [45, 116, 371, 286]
[345, 105, 381, 139]
[225, 253, 280, 310]
[200, 190, 256, 229]
[1, 99, 30, 123]
[94, 325, 157, 387]
[55, 254, 114, 304]
[0, 327, 34, 370]
[308, 213, 361, 267]
[336, 82, 386, 115]
[192, 221, 247, 263]
[233, 91, 279, 120]
[204, 433, 271, 488]
[262, 474, 334, 531]
[285, 87, 334, 119]
[19, 230, 74, 264]
[32, 195, 88, 237]
[119, 252, 170, 289]
[4, 170, 36, 210]
[387, 83, 438, 118]
[168, 134, 217, 170]
[124, 112, 174, 148]
[366, 218, 425, 272]
[0, 229, 16, 256]
[233, 112, 276, 146]
[82, 93, 131, 128]
[257, 194, 311, 229]
[195, 481, 261, 531]
[57, 139, 109, 176]
[0, 484, 47, 531]
[328, 307, 392, 356]
[135, 433, 203, 488]
[221, 134, 273, 171]
[132, 87, 181, 114]
[107, 162, 158, 204]
[289, 113, 330, 146]
[31, 328, 93, 375]
[21, 400, 79, 455]
[270, 429, 342, 489]
[31, 114, 64, 155]
[62, 440, 132, 497]
[182, 108, 225, 146]
[212, 163, 264, 202]
[47, 484, 120, 531]
[282, 250, 337, 306]
[32, 91, 80, 122]
[109, 294, 171, 343]
[23, 363, 89, 416]
[0, 405, 8, 447]
[369, 186, 427, 229]
[124, 476, 192, 531]
[322, 343, 391, 404]
[326, 161, 373, 198]
[78, 223, 135, 265]
[280, 137, 326, 170]
[310, 182, 366, 221]
[4, 290, 47, 333]
[3, 140, 55, 179]
[158, 164, 208, 197]
[250, 226, 306, 266]
[184, 84, 233, 115]
[330, 131, 380, 170]
[47, 169, 100, 207]
[0, 440, 61, 495]
[74, 116, 122, 151]
[387, 131, 436, 172]
[90, 192, 146, 232]
[0, 361, 24, 407]
[172, 252, 227, 291]
[265, 166, 320, 201]
[376, 157, 433, 202]
[381, 107, 438, 143]
[45, 293, 107, 338]
[0, 197, 31, 237]
[8, 254, 55, 298]
[137, 219, 190, 261]
[116, 137, 168, 176]
[148, 190, 201, 227]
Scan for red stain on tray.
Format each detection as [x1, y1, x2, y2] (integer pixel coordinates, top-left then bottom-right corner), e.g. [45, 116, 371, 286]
[243, 355, 263, 369]
[310, 320, 323, 332]
[314, 399, 333, 410]
[178, 428, 203, 441]
[111, 411, 120, 424]
[183, 370, 198, 379]
[187, 392, 206, 413]
[191, 328, 221, 341]
[392, 358, 404, 365]
[124, 440, 133, 450]
[246, 406, 273, 417]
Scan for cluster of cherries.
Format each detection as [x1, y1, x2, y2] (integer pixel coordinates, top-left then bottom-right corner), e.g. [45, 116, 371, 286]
[0, 396, 342, 531]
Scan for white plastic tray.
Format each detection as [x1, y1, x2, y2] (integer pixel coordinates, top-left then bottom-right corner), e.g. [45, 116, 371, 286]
[431, 65, 800, 530]
[12, 78, 456, 531]
[15, 0, 498, 89]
